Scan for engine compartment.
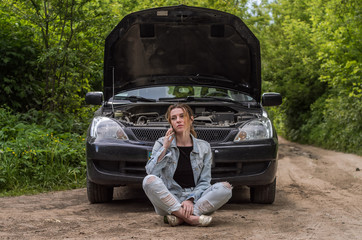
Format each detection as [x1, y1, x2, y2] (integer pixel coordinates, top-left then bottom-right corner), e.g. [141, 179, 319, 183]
[109, 104, 260, 127]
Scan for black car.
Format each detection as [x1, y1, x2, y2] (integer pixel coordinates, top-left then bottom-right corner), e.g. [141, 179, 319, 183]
[85, 5, 282, 204]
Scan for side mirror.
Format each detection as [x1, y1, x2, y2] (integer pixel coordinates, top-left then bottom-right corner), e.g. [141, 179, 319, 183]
[262, 92, 282, 106]
[85, 92, 103, 105]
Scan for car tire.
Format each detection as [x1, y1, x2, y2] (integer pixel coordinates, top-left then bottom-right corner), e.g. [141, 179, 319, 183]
[87, 177, 114, 203]
[250, 178, 276, 204]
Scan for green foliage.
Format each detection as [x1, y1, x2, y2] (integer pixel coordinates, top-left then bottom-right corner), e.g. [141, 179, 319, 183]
[256, 0, 361, 154]
[301, 95, 362, 155]
[1, 0, 114, 113]
[0, 11, 43, 111]
[258, 0, 326, 138]
[0, 107, 92, 196]
[299, 0, 362, 154]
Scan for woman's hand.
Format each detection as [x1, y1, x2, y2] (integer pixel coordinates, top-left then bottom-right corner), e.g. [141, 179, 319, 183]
[163, 128, 175, 149]
[156, 128, 175, 163]
[181, 200, 194, 218]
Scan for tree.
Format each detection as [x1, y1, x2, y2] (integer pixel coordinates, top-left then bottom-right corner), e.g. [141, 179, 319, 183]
[0, 8, 42, 111]
[305, 0, 362, 153]
[254, 0, 361, 154]
[256, 0, 326, 140]
[2, 0, 117, 113]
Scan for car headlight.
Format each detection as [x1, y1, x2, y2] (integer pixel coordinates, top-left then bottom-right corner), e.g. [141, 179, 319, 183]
[234, 117, 273, 142]
[90, 117, 128, 140]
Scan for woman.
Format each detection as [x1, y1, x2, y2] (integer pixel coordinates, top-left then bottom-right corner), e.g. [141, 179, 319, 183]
[143, 103, 232, 227]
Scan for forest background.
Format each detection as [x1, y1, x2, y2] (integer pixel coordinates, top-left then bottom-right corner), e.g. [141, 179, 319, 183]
[0, 0, 361, 196]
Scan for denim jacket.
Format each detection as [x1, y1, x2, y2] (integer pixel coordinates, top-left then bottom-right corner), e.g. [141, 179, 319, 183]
[145, 135, 212, 202]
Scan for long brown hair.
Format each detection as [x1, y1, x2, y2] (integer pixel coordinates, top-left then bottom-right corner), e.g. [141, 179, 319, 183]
[165, 103, 197, 137]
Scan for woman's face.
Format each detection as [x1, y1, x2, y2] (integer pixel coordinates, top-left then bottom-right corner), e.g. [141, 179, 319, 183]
[170, 107, 190, 134]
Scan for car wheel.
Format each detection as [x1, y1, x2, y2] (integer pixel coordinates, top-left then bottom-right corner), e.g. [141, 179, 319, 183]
[250, 178, 276, 204]
[87, 177, 114, 203]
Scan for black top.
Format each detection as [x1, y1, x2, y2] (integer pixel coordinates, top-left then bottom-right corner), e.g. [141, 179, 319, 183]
[173, 146, 195, 188]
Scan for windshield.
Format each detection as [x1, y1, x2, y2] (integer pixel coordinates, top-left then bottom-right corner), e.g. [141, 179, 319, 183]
[114, 86, 256, 103]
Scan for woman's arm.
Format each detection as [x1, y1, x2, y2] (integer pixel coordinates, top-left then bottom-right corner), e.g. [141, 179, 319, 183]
[145, 129, 175, 175]
[156, 128, 175, 162]
[145, 139, 167, 176]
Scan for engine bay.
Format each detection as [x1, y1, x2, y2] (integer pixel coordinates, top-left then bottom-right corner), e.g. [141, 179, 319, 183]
[109, 104, 260, 127]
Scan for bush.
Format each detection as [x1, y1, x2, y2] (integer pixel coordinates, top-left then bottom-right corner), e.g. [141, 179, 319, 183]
[0, 107, 91, 196]
[0, 10, 43, 112]
[301, 95, 362, 155]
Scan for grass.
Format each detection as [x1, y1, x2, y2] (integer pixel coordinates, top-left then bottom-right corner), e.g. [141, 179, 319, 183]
[0, 107, 90, 196]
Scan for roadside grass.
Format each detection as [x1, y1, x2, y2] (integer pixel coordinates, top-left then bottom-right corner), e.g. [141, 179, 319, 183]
[0, 107, 90, 197]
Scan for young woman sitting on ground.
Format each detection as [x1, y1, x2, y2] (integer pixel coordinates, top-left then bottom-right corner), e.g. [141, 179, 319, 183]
[143, 103, 233, 227]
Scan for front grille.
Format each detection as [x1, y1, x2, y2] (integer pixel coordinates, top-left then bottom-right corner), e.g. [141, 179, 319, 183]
[94, 160, 147, 177]
[196, 129, 230, 142]
[131, 128, 166, 142]
[211, 161, 270, 178]
[94, 160, 119, 172]
[130, 127, 232, 143]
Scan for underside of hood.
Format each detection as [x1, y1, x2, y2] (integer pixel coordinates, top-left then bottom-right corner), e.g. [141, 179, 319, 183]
[103, 5, 261, 101]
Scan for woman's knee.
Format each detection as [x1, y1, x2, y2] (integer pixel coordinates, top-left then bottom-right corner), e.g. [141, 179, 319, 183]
[222, 182, 233, 190]
[214, 181, 232, 189]
[214, 181, 233, 197]
[142, 175, 160, 189]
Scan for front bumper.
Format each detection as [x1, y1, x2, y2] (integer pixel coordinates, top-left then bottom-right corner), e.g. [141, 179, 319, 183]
[86, 137, 278, 187]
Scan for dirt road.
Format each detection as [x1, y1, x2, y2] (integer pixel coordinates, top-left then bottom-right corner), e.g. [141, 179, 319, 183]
[1, 138, 361, 239]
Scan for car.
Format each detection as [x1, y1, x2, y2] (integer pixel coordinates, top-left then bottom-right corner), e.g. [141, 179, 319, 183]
[85, 5, 282, 204]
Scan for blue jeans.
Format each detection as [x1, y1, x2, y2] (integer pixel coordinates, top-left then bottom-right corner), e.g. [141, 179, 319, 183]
[143, 175, 232, 216]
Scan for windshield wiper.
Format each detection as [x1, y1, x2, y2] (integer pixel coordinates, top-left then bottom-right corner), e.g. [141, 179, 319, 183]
[158, 96, 239, 104]
[197, 96, 241, 104]
[158, 97, 192, 102]
[189, 74, 233, 83]
[158, 96, 258, 107]
[114, 96, 156, 102]
[203, 96, 260, 107]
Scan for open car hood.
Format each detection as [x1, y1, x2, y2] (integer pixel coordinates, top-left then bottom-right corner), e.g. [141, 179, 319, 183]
[103, 5, 261, 101]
